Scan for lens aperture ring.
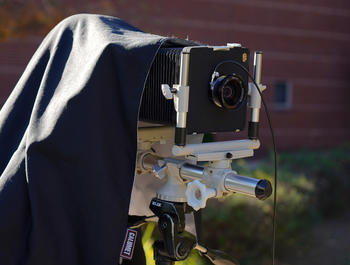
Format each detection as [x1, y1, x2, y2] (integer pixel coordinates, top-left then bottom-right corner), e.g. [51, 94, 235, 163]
[210, 74, 247, 109]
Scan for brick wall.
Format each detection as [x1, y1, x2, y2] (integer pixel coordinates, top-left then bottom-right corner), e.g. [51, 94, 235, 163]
[1, 0, 349, 150]
[0, 37, 42, 104]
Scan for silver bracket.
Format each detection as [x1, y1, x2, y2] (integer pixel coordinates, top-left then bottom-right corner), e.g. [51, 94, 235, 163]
[161, 84, 176, 100]
[248, 83, 266, 95]
[161, 84, 189, 114]
[187, 149, 254, 162]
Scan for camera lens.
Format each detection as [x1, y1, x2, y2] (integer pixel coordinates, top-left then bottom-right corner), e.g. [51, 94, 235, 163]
[223, 86, 233, 98]
[210, 74, 246, 109]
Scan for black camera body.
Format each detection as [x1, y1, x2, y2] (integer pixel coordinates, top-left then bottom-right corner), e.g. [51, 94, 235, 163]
[140, 45, 250, 135]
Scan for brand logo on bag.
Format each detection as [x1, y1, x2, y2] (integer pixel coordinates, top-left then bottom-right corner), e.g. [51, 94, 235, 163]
[120, 228, 137, 260]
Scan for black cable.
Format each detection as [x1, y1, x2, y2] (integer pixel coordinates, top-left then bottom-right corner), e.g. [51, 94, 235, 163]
[213, 60, 278, 265]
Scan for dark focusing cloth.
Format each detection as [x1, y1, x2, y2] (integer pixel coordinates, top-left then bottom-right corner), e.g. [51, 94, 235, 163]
[0, 14, 192, 265]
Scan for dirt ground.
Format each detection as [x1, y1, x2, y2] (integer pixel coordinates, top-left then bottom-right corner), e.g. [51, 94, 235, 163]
[281, 211, 350, 265]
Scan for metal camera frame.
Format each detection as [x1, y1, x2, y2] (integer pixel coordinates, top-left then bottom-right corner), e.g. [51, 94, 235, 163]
[136, 47, 269, 265]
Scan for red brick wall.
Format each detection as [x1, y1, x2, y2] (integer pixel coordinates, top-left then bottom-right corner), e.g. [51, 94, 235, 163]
[0, 37, 42, 104]
[1, 0, 349, 150]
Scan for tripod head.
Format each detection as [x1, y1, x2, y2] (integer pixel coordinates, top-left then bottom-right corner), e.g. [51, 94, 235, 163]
[150, 198, 196, 264]
[139, 139, 272, 211]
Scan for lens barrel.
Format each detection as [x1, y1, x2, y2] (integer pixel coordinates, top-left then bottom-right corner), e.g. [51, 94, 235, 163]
[210, 74, 246, 109]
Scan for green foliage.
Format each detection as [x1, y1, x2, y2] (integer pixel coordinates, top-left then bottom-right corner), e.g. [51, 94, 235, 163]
[202, 144, 350, 265]
[278, 144, 350, 216]
[341, 256, 350, 265]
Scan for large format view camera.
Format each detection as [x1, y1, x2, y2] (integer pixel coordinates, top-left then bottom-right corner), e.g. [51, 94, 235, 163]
[140, 45, 249, 136]
[134, 43, 271, 265]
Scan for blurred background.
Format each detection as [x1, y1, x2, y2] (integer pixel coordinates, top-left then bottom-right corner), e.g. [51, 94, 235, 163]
[0, 0, 349, 264]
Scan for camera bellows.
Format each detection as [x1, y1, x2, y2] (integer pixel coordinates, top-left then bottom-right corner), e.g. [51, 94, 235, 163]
[140, 45, 250, 134]
[140, 48, 182, 125]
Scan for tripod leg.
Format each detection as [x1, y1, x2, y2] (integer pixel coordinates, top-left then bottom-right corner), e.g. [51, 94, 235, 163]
[154, 241, 174, 265]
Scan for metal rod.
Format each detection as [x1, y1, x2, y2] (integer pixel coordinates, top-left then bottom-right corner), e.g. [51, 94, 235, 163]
[180, 163, 205, 180]
[254, 52, 263, 90]
[248, 51, 263, 139]
[172, 139, 260, 156]
[251, 51, 263, 123]
[224, 173, 259, 197]
[177, 52, 189, 129]
[174, 52, 190, 146]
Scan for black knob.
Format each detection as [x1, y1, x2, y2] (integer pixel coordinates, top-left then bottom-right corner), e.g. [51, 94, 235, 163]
[225, 152, 233, 159]
[255, 179, 272, 200]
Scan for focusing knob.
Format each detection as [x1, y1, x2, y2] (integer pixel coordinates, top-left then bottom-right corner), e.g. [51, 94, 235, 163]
[255, 179, 272, 200]
[185, 180, 216, 211]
